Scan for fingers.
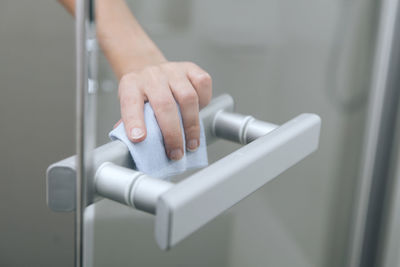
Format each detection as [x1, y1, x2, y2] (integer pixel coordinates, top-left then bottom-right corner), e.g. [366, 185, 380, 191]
[169, 73, 200, 152]
[118, 75, 146, 142]
[185, 62, 213, 109]
[117, 62, 212, 161]
[145, 68, 184, 160]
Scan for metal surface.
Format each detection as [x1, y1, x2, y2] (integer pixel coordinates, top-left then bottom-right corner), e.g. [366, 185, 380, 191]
[47, 140, 133, 211]
[91, 108, 282, 217]
[213, 111, 277, 144]
[132, 175, 174, 214]
[48, 90, 321, 251]
[155, 113, 321, 250]
[75, 0, 88, 266]
[95, 162, 173, 214]
[46, 93, 278, 212]
[378, 107, 400, 267]
[347, 0, 400, 266]
[92, 113, 320, 250]
[201, 94, 235, 145]
[94, 162, 144, 207]
[75, 0, 97, 266]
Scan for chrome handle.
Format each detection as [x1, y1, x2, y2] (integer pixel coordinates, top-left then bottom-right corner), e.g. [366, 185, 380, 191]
[154, 113, 320, 250]
[46, 94, 321, 250]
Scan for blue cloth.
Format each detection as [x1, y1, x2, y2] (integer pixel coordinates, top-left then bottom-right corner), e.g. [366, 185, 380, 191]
[109, 103, 208, 179]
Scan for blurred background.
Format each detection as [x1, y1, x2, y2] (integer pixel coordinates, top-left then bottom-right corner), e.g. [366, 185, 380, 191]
[0, 1, 75, 266]
[1, 0, 400, 266]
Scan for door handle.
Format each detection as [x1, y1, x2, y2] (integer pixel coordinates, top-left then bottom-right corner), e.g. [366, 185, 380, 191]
[46, 94, 321, 250]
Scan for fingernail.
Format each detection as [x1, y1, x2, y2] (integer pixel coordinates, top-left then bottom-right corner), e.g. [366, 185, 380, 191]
[187, 139, 198, 152]
[131, 128, 144, 140]
[169, 149, 183, 161]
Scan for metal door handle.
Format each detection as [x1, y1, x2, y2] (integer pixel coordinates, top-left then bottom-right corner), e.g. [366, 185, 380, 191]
[46, 94, 321, 250]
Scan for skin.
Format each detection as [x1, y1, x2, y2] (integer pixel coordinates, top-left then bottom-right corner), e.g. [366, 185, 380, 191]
[59, 0, 212, 160]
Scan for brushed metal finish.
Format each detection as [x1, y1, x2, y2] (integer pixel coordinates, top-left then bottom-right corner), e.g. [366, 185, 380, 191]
[346, 0, 400, 266]
[133, 175, 174, 214]
[47, 91, 321, 251]
[155, 113, 321, 250]
[213, 111, 277, 144]
[94, 162, 173, 214]
[75, 0, 97, 266]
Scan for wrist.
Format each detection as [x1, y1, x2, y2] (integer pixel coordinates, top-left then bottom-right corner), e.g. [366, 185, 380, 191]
[119, 46, 168, 75]
[95, 0, 167, 79]
[98, 31, 167, 79]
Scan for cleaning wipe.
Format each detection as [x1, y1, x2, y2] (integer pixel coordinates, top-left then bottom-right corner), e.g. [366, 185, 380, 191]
[109, 102, 208, 179]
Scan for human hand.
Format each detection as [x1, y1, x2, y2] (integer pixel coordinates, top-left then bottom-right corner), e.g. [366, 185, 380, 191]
[59, 0, 212, 160]
[116, 61, 212, 161]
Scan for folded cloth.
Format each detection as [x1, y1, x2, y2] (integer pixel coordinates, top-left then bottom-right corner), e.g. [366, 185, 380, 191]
[109, 103, 208, 179]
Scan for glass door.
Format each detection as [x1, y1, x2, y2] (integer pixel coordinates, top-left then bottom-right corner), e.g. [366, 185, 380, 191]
[46, 0, 400, 266]
[90, 0, 376, 266]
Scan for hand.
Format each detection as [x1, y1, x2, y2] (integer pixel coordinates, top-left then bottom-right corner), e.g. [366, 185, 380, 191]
[117, 61, 212, 160]
[58, 0, 212, 160]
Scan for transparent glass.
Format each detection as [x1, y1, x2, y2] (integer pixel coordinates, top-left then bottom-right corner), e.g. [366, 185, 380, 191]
[83, 0, 379, 266]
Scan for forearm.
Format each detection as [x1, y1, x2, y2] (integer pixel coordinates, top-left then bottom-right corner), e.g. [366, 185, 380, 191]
[59, 0, 212, 159]
[59, 0, 166, 79]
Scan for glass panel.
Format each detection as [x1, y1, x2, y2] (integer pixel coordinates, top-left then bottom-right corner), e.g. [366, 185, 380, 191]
[83, 0, 379, 266]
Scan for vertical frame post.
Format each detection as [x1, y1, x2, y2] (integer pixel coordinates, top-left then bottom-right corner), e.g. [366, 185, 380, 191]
[75, 0, 97, 266]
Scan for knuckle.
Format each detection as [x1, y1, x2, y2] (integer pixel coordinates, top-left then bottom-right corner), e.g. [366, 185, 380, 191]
[118, 74, 139, 96]
[159, 62, 172, 72]
[198, 72, 212, 86]
[191, 72, 212, 91]
[196, 73, 212, 106]
[162, 61, 178, 70]
[119, 73, 138, 86]
[119, 89, 141, 108]
[119, 74, 130, 85]
[162, 62, 186, 78]
[152, 97, 175, 112]
[143, 65, 162, 77]
[178, 89, 198, 105]
[203, 87, 212, 105]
